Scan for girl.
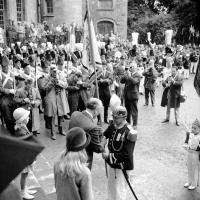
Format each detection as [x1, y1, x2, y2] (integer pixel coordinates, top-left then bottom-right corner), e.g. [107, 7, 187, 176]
[13, 107, 37, 199]
[183, 119, 200, 190]
[54, 127, 93, 200]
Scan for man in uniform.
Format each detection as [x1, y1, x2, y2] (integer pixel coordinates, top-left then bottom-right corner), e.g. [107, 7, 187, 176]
[0, 56, 17, 135]
[102, 106, 137, 200]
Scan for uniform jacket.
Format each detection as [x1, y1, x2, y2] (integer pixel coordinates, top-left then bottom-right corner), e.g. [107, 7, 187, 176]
[54, 163, 93, 200]
[104, 122, 137, 170]
[0, 71, 16, 121]
[14, 87, 41, 132]
[121, 72, 141, 100]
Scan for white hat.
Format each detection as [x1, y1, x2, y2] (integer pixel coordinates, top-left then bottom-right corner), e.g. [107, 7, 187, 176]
[13, 108, 30, 123]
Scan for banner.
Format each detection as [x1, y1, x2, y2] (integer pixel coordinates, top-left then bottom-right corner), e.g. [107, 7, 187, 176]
[165, 30, 173, 45]
[147, 32, 151, 42]
[132, 32, 139, 46]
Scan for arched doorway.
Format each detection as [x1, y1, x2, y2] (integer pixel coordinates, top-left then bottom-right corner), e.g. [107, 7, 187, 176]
[97, 20, 114, 35]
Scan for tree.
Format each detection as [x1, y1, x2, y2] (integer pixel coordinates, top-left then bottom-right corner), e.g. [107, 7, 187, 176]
[127, 0, 200, 44]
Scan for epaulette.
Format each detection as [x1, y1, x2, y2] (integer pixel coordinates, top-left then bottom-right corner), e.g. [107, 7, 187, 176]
[127, 125, 137, 142]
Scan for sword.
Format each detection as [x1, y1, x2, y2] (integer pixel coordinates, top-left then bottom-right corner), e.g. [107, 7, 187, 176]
[122, 169, 139, 200]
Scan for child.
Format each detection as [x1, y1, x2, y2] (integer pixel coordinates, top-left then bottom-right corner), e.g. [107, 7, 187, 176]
[13, 107, 37, 199]
[183, 119, 200, 190]
[54, 127, 93, 200]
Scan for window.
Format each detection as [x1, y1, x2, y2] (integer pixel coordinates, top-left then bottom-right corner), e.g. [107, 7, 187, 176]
[0, 0, 4, 28]
[46, 0, 53, 14]
[97, 21, 114, 35]
[16, 0, 25, 21]
[98, 0, 113, 9]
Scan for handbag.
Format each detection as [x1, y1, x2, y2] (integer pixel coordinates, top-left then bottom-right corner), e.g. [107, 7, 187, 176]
[179, 86, 187, 103]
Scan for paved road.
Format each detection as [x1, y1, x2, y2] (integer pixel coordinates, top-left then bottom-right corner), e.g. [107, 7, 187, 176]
[1, 74, 200, 200]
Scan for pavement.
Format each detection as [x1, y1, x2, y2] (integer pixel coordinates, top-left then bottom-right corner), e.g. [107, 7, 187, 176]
[1, 74, 200, 200]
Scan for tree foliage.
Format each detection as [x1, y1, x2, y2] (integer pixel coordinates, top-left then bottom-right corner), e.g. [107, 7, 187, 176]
[127, 0, 200, 44]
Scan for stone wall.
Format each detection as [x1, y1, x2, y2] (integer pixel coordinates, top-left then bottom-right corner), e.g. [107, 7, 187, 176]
[88, 0, 127, 39]
[42, 0, 83, 26]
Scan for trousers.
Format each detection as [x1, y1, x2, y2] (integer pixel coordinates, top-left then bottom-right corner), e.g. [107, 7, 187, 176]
[125, 99, 138, 126]
[187, 150, 200, 187]
[107, 166, 128, 200]
[145, 88, 155, 105]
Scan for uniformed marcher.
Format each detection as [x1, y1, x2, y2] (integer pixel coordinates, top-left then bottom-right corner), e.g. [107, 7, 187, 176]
[102, 106, 137, 200]
[0, 56, 17, 135]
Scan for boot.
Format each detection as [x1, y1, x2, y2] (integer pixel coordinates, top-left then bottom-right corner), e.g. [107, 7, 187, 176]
[51, 131, 56, 140]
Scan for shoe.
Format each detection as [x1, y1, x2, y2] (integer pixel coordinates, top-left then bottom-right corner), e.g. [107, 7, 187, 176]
[152, 104, 155, 107]
[162, 119, 169, 123]
[64, 114, 70, 120]
[26, 188, 37, 195]
[21, 190, 35, 199]
[176, 122, 180, 126]
[144, 104, 148, 106]
[184, 183, 190, 188]
[59, 131, 66, 136]
[58, 127, 66, 136]
[51, 133, 56, 140]
[188, 185, 196, 190]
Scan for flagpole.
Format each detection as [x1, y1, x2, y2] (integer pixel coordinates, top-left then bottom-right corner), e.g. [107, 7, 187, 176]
[86, 0, 99, 99]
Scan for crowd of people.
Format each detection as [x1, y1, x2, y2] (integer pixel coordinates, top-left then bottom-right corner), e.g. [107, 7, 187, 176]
[0, 26, 200, 200]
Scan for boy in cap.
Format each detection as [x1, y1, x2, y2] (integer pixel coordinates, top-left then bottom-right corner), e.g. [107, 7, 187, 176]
[102, 106, 137, 200]
[183, 119, 200, 190]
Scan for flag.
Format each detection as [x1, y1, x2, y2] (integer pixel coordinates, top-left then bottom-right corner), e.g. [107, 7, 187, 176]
[82, 11, 90, 74]
[82, 1, 102, 84]
[194, 62, 200, 96]
[69, 23, 76, 53]
[0, 133, 44, 193]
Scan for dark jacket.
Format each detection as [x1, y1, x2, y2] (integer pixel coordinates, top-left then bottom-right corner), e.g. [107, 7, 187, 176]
[161, 73, 183, 108]
[143, 68, 158, 90]
[69, 111, 104, 153]
[121, 72, 141, 100]
[98, 70, 113, 105]
[104, 122, 137, 170]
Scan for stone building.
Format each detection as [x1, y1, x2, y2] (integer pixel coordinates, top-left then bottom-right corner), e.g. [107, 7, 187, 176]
[0, 0, 127, 39]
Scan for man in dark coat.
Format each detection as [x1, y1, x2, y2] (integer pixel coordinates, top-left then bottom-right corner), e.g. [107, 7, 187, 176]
[69, 98, 104, 170]
[162, 67, 183, 126]
[121, 65, 141, 128]
[143, 65, 158, 106]
[98, 62, 113, 123]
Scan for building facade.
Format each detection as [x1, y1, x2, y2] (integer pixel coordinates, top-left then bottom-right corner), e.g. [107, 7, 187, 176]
[1, 0, 127, 39]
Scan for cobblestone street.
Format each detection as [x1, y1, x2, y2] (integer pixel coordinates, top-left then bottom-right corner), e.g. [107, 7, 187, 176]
[1, 75, 200, 200]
